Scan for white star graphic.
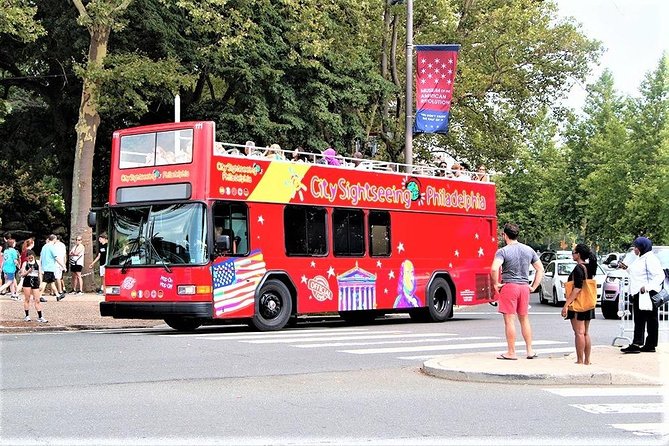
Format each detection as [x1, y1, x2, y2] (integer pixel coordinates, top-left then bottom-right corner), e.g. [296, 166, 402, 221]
[475, 233, 479, 239]
[454, 249, 460, 257]
[449, 262, 453, 268]
[428, 63, 433, 69]
[421, 79, 426, 84]
[301, 275, 308, 284]
[478, 247, 484, 257]
[435, 58, 441, 63]
[327, 266, 335, 278]
[397, 242, 405, 253]
[376, 260, 382, 268]
[421, 58, 427, 63]
[384, 288, 388, 294]
[388, 270, 395, 279]
[310, 261, 316, 268]
[449, 58, 454, 64]
[257, 215, 264, 224]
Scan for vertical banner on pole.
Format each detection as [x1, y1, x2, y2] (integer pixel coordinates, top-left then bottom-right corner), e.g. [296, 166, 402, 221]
[414, 44, 460, 134]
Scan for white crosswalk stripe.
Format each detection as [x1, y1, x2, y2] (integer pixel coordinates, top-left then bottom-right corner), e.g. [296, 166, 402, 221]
[543, 387, 667, 437]
[163, 327, 570, 361]
[571, 403, 665, 414]
[339, 339, 562, 355]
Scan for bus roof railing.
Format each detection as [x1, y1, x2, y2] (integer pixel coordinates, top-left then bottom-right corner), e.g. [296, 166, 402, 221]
[213, 142, 492, 182]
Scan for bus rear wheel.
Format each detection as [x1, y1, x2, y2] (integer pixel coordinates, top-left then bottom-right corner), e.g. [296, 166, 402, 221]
[164, 317, 202, 332]
[252, 280, 293, 331]
[427, 278, 453, 322]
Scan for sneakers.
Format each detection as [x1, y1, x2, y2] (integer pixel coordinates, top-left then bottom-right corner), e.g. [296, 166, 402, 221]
[23, 315, 31, 322]
[640, 345, 656, 353]
[621, 344, 641, 353]
[76, 291, 84, 295]
[10, 294, 20, 301]
[96, 289, 103, 295]
[37, 317, 48, 323]
[56, 293, 66, 302]
[39, 297, 47, 303]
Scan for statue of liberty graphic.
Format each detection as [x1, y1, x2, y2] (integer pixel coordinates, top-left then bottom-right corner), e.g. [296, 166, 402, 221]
[393, 260, 422, 308]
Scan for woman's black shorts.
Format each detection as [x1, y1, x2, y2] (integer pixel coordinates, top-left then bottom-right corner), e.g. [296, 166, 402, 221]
[70, 264, 83, 273]
[566, 308, 595, 321]
[23, 276, 41, 290]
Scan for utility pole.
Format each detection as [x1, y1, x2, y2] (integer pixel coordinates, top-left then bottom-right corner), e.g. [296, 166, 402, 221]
[404, 0, 414, 169]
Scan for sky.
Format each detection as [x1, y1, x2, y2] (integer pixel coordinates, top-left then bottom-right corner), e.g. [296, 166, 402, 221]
[556, 0, 669, 109]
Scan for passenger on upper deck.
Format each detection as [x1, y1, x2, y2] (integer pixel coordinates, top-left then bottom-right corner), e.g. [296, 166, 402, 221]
[291, 147, 308, 163]
[352, 151, 364, 167]
[323, 147, 341, 166]
[244, 140, 264, 157]
[450, 163, 468, 180]
[266, 143, 286, 161]
[436, 162, 448, 177]
[475, 165, 489, 182]
[155, 145, 176, 165]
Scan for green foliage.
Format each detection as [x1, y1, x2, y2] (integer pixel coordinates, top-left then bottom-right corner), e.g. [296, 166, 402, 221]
[0, 0, 45, 41]
[496, 56, 669, 251]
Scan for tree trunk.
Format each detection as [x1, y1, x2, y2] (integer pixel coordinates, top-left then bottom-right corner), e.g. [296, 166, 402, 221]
[71, 25, 110, 292]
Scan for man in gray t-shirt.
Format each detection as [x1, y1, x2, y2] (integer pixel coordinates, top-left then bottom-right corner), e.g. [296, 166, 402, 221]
[490, 223, 544, 360]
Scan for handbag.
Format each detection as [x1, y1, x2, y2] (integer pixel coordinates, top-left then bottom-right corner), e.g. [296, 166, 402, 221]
[564, 264, 597, 312]
[651, 287, 669, 309]
[638, 290, 653, 311]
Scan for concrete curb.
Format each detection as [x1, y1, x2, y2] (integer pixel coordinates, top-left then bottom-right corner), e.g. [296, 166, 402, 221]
[421, 346, 666, 386]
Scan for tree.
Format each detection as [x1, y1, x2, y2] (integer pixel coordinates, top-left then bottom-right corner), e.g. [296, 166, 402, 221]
[620, 55, 669, 244]
[378, 0, 601, 167]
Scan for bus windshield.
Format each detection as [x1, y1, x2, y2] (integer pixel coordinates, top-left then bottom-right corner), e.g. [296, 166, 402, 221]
[107, 203, 207, 267]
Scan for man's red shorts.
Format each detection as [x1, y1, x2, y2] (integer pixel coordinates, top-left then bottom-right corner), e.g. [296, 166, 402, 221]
[497, 282, 530, 315]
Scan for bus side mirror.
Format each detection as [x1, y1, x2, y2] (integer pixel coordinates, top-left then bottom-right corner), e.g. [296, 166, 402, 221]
[88, 211, 97, 228]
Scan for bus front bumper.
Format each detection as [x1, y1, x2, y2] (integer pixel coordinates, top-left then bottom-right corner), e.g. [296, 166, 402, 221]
[100, 301, 213, 319]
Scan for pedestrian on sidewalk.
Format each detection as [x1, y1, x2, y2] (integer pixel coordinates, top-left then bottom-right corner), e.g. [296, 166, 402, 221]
[561, 244, 598, 365]
[40, 235, 66, 301]
[19, 249, 47, 323]
[621, 237, 664, 354]
[89, 233, 107, 294]
[0, 238, 20, 299]
[490, 223, 544, 360]
[69, 235, 85, 294]
[18, 237, 35, 290]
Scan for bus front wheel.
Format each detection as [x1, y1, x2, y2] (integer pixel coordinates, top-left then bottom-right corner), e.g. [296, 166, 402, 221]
[252, 280, 293, 331]
[164, 317, 201, 332]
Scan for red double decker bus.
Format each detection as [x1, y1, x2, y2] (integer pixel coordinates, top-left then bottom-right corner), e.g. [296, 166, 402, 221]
[98, 121, 497, 331]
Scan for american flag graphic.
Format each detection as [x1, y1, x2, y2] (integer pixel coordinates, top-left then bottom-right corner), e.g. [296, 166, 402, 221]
[213, 250, 266, 316]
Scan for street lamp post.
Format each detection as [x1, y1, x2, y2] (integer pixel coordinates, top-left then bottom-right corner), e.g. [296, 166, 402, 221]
[404, 0, 414, 170]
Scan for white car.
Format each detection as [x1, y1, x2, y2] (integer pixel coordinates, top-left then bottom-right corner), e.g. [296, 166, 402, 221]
[539, 260, 607, 306]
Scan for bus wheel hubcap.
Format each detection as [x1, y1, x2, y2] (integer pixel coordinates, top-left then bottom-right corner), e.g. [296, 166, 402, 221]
[261, 294, 280, 318]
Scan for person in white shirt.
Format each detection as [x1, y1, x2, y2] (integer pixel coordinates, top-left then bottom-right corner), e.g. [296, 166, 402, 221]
[620, 237, 664, 353]
[53, 235, 67, 298]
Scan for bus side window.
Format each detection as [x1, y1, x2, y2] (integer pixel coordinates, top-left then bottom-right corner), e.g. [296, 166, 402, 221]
[212, 201, 248, 256]
[369, 211, 391, 256]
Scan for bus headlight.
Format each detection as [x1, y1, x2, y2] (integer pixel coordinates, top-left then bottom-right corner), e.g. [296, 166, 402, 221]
[178, 285, 196, 295]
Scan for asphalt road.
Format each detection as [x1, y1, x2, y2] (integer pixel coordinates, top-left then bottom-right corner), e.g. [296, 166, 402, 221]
[1, 299, 665, 445]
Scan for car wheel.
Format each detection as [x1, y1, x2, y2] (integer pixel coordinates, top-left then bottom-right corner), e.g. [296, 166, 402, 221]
[539, 286, 547, 304]
[601, 298, 620, 320]
[553, 287, 559, 306]
[251, 280, 293, 331]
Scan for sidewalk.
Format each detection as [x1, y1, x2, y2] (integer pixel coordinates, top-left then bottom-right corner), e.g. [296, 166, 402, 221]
[422, 344, 669, 386]
[2, 294, 667, 386]
[0, 292, 161, 332]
